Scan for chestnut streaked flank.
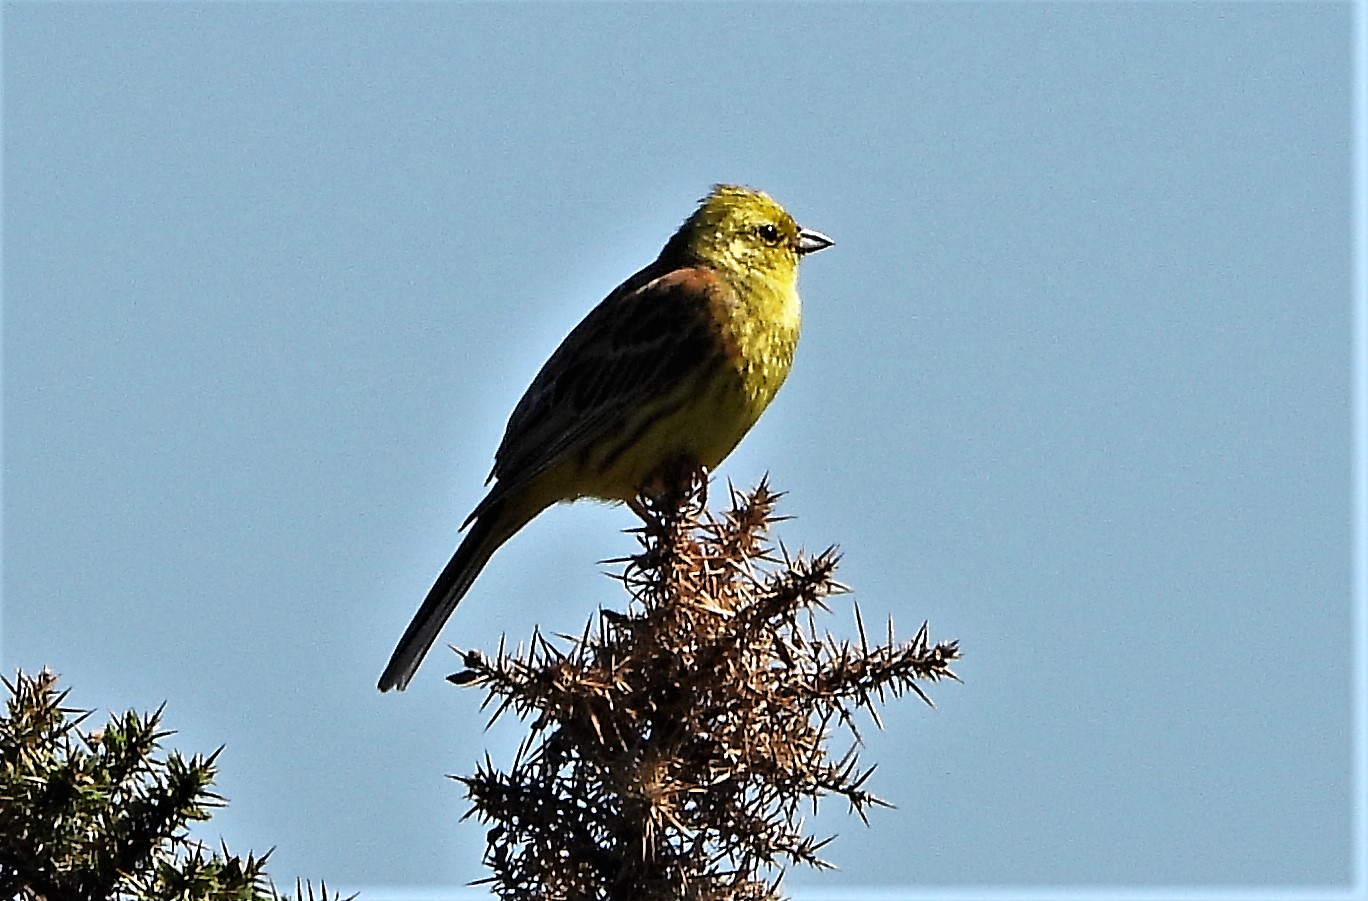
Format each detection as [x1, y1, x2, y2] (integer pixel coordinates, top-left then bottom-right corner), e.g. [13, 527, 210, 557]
[379, 185, 832, 691]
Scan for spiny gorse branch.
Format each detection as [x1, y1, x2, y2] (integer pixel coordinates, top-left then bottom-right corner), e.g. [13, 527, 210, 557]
[451, 478, 959, 901]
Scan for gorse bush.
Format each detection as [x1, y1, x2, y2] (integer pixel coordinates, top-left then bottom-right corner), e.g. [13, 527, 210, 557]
[452, 478, 960, 900]
[0, 670, 345, 901]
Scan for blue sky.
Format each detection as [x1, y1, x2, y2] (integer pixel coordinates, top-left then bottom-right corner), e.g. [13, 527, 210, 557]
[3, 3, 1360, 898]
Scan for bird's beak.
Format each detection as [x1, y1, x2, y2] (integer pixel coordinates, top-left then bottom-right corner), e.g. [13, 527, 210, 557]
[796, 227, 834, 256]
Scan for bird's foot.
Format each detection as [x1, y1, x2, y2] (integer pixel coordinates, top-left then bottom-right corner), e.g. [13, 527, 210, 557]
[632, 458, 709, 524]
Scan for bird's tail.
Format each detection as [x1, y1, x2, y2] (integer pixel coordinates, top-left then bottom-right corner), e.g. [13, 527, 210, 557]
[377, 495, 535, 692]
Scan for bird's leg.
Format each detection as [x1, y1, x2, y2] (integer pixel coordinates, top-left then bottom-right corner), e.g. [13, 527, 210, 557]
[691, 464, 710, 509]
[636, 456, 709, 523]
[661, 456, 708, 514]
[626, 496, 651, 521]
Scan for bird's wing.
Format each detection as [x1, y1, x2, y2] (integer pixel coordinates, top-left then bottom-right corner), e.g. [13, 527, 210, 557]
[478, 264, 733, 508]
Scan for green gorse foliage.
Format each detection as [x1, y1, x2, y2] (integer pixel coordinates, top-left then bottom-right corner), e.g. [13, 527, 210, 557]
[0, 670, 346, 901]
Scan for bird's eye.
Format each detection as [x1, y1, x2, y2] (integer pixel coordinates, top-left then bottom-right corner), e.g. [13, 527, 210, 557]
[758, 224, 781, 244]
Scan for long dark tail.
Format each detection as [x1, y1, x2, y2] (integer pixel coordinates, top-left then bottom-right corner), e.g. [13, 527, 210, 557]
[378, 496, 531, 691]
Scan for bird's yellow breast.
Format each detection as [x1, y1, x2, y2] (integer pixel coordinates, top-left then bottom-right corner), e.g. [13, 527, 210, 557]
[550, 274, 801, 504]
[715, 268, 802, 410]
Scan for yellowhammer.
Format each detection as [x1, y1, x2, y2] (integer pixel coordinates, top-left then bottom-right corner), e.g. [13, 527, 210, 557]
[378, 185, 832, 691]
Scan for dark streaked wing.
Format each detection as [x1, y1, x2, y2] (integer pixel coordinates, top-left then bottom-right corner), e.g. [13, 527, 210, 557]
[482, 266, 731, 501]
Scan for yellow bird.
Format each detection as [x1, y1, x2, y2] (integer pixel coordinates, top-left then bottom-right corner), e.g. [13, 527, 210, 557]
[379, 185, 832, 691]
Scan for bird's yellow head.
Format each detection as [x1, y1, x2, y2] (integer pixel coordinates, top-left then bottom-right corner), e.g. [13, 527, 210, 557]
[663, 185, 833, 289]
